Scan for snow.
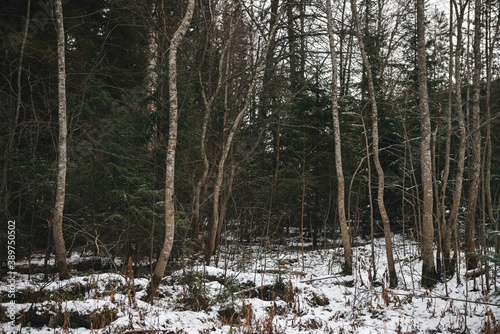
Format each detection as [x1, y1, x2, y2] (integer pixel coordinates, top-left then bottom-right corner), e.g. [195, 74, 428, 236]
[1, 236, 499, 333]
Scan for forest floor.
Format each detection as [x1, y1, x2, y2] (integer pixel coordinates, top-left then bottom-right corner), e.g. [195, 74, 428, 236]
[1, 235, 499, 333]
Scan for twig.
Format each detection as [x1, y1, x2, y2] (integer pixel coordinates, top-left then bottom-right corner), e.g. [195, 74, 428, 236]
[299, 274, 344, 283]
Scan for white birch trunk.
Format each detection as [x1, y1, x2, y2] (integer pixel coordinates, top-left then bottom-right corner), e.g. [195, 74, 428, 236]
[147, 0, 195, 301]
[53, 0, 70, 279]
[326, 0, 352, 275]
[350, 0, 397, 287]
[146, 3, 159, 151]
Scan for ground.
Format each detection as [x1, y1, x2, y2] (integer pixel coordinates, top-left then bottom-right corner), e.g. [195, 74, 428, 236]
[1, 235, 499, 333]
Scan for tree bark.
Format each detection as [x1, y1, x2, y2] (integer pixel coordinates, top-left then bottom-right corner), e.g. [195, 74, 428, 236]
[287, 0, 298, 90]
[147, 0, 195, 301]
[444, 0, 467, 278]
[326, 0, 352, 275]
[350, 0, 397, 287]
[205, 4, 285, 264]
[437, 0, 454, 281]
[260, 0, 279, 119]
[485, 0, 500, 254]
[215, 156, 236, 266]
[417, 0, 438, 287]
[53, 0, 70, 280]
[193, 2, 235, 240]
[146, 2, 159, 152]
[464, 0, 482, 271]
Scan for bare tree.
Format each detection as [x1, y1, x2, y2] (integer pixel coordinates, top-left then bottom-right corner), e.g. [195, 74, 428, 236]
[485, 0, 500, 254]
[436, 0, 454, 283]
[193, 1, 236, 240]
[350, 0, 397, 287]
[326, 0, 352, 275]
[417, 0, 438, 287]
[147, 0, 196, 301]
[465, 0, 482, 271]
[442, 0, 467, 279]
[52, 0, 70, 279]
[205, 3, 284, 264]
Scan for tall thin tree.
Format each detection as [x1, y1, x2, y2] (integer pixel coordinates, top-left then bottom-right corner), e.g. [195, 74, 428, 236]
[350, 0, 397, 287]
[437, 0, 454, 283]
[417, 0, 438, 287]
[326, 0, 353, 275]
[205, 4, 285, 264]
[443, 0, 467, 279]
[485, 0, 500, 254]
[52, 0, 70, 279]
[146, 2, 159, 152]
[193, 1, 235, 240]
[147, 0, 196, 301]
[465, 0, 482, 270]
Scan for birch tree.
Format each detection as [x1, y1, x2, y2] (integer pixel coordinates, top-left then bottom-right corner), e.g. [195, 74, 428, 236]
[350, 0, 397, 287]
[193, 1, 235, 240]
[326, 0, 353, 275]
[147, 0, 196, 301]
[52, 0, 70, 280]
[442, 0, 467, 278]
[205, 3, 284, 264]
[146, 2, 159, 152]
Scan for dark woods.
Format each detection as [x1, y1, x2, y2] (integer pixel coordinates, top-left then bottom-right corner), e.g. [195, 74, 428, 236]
[1, 0, 499, 289]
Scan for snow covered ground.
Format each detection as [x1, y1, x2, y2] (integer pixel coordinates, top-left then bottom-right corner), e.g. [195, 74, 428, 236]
[1, 236, 499, 333]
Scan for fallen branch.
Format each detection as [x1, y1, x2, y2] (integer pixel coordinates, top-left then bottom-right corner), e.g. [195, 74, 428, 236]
[299, 274, 344, 283]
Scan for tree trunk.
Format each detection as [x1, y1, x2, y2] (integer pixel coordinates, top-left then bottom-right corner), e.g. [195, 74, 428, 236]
[147, 0, 195, 301]
[417, 0, 438, 287]
[214, 155, 235, 266]
[260, 0, 279, 119]
[287, 0, 298, 90]
[193, 2, 235, 240]
[192, 102, 210, 239]
[205, 4, 284, 264]
[485, 0, 500, 254]
[438, 0, 454, 281]
[326, 0, 352, 275]
[52, 0, 71, 280]
[350, 0, 397, 287]
[444, 0, 467, 278]
[465, 0, 482, 271]
[146, 2, 159, 152]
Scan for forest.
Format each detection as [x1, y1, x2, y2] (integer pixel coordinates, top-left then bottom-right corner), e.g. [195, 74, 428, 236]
[1, 0, 499, 333]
